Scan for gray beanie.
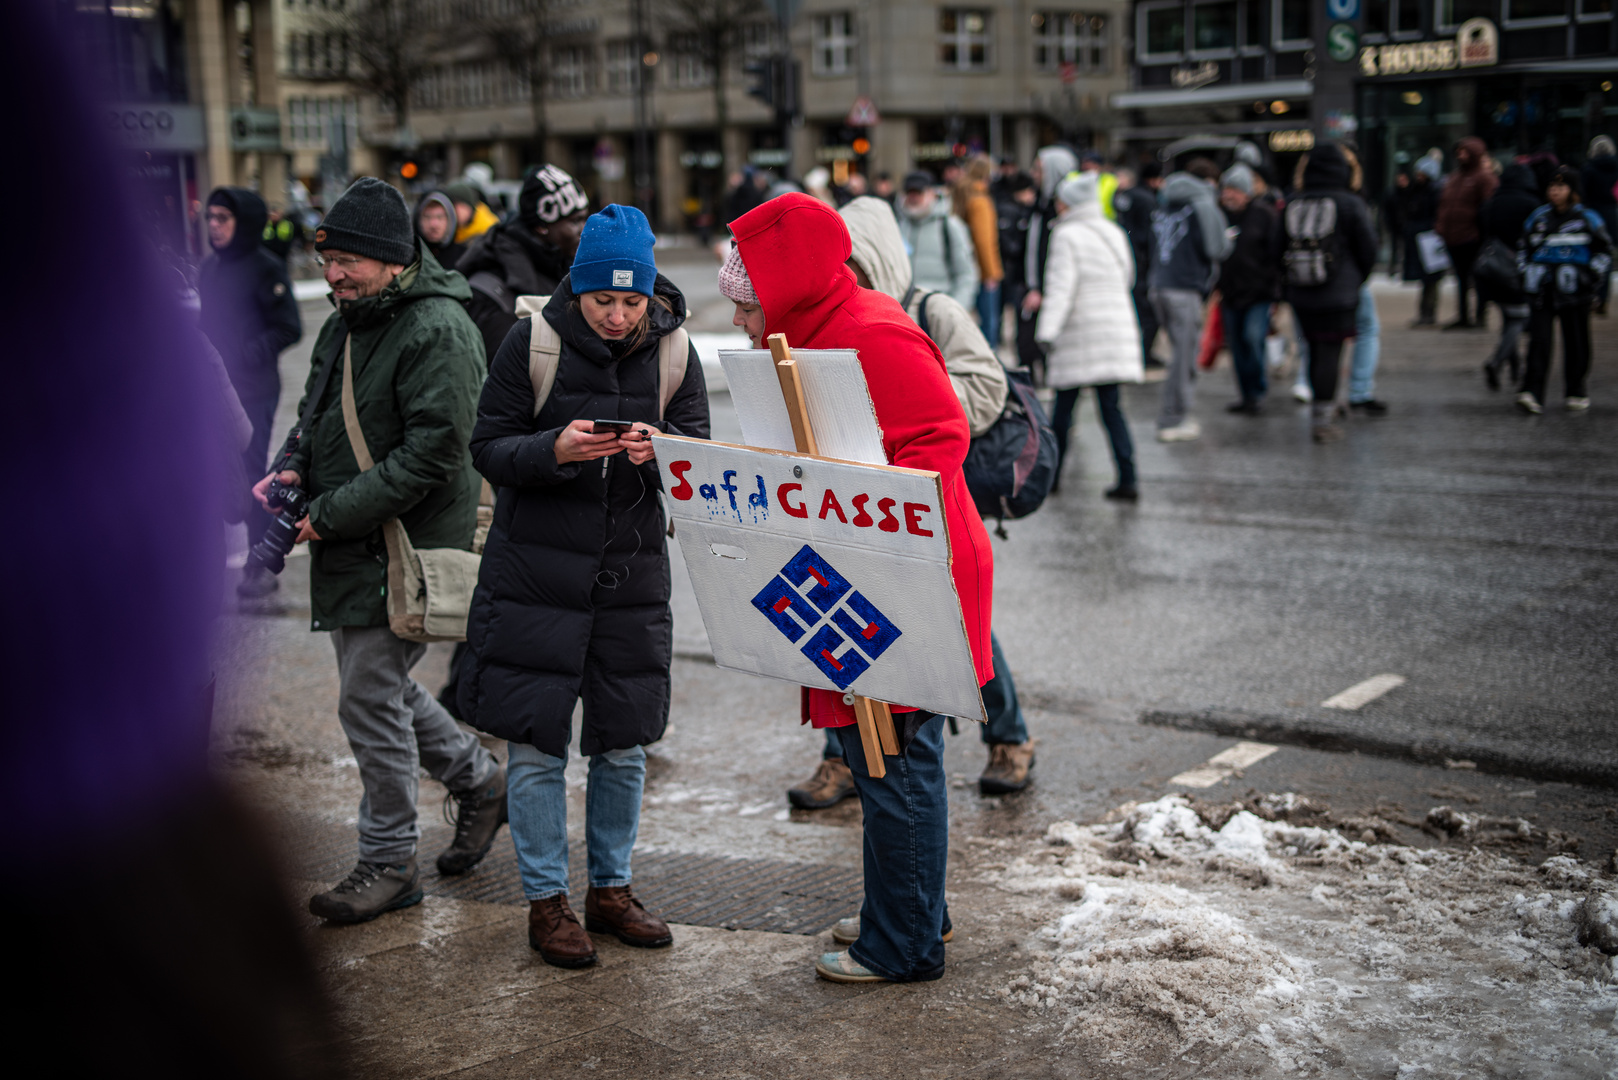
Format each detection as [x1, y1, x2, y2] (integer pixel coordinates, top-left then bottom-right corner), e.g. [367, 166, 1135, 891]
[1221, 163, 1255, 195]
[315, 177, 416, 265]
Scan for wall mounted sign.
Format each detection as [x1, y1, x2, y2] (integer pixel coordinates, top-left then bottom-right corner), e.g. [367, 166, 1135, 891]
[1327, 22, 1360, 62]
[1268, 128, 1316, 152]
[1327, 0, 1361, 19]
[1359, 18, 1497, 75]
[1170, 60, 1221, 89]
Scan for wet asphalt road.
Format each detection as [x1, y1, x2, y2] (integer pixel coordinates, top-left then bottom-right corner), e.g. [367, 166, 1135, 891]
[276, 266, 1618, 860]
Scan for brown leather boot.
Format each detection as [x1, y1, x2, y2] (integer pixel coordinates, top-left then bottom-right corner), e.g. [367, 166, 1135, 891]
[979, 740, 1036, 795]
[528, 894, 597, 969]
[787, 757, 856, 809]
[585, 885, 673, 948]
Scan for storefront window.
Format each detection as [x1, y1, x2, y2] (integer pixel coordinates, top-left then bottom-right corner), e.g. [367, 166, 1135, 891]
[1505, 0, 1568, 22]
[1577, 0, 1613, 15]
[1194, 1, 1239, 49]
[1367, 0, 1426, 33]
[1437, 0, 1499, 28]
[1143, 2, 1186, 55]
[1275, 0, 1311, 45]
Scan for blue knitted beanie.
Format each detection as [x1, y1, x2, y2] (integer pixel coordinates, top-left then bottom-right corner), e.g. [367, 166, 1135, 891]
[570, 204, 657, 297]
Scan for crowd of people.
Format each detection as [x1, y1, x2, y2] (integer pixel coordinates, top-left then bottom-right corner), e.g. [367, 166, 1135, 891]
[188, 129, 1613, 995]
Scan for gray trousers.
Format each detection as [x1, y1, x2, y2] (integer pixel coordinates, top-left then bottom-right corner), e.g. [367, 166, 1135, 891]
[1151, 286, 1206, 429]
[332, 625, 497, 863]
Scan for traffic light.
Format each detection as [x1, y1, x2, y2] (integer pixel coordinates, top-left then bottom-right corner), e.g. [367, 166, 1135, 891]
[744, 57, 778, 108]
[400, 159, 419, 180]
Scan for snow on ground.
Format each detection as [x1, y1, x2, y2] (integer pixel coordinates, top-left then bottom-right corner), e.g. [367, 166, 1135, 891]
[986, 794, 1618, 1078]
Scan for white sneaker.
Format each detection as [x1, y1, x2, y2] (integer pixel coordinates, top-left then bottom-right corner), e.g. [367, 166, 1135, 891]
[1566, 396, 1591, 412]
[1516, 392, 1543, 415]
[1292, 382, 1313, 403]
[1156, 420, 1202, 442]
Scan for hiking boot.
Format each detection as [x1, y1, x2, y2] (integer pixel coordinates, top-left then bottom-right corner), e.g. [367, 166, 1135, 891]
[308, 858, 422, 924]
[1567, 396, 1591, 412]
[787, 757, 856, 810]
[585, 884, 673, 948]
[1104, 484, 1139, 502]
[1348, 399, 1389, 416]
[236, 567, 279, 600]
[1516, 392, 1543, 415]
[1156, 420, 1201, 443]
[815, 950, 888, 984]
[529, 894, 597, 968]
[831, 916, 952, 946]
[980, 740, 1036, 795]
[435, 765, 508, 875]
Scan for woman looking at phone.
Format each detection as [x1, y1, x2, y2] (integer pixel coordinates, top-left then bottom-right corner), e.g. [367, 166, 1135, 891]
[455, 204, 709, 968]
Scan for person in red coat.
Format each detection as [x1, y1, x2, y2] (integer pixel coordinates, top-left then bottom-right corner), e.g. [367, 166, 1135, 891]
[721, 192, 995, 984]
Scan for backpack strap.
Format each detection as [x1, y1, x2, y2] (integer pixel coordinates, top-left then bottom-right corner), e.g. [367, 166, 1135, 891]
[657, 326, 690, 420]
[517, 294, 560, 418]
[914, 290, 936, 341]
[940, 216, 956, 281]
[468, 270, 517, 315]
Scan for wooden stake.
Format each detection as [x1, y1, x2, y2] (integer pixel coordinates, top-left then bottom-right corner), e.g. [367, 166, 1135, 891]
[766, 332, 894, 778]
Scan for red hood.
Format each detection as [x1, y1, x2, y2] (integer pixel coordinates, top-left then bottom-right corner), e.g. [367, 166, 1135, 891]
[730, 192, 860, 345]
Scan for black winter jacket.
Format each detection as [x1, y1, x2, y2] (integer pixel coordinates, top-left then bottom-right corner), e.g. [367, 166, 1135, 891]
[1480, 165, 1542, 249]
[197, 187, 301, 409]
[456, 221, 573, 361]
[1113, 184, 1156, 292]
[457, 274, 710, 757]
[1218, 198, 1283, 309]
[1284, 145, 1379, 315]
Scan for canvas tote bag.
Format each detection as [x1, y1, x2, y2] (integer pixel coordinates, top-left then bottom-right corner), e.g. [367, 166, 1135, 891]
[339, 338, 480, 643]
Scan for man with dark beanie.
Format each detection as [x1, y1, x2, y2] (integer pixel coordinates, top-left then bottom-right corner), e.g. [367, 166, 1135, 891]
[254, 176, 508, 923]
[456, 162, 591, 359]
[198, 186, 301, 569]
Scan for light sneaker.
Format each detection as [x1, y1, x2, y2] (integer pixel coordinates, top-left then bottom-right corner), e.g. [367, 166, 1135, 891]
[1292, 382, 1313, 403]
[1567, 397, 1591, 412]
[1156, 420, 1201, 443]
[815, 950, 888, 983]
[1516, 392, 1543, 415]
[831, 916, 952, 946]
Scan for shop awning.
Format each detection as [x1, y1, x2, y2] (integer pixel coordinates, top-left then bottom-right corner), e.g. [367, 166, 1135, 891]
[1112, 79, 1315, 110]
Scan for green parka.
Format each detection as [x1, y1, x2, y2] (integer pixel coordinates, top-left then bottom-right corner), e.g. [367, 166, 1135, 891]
[288, 245, 485, 630]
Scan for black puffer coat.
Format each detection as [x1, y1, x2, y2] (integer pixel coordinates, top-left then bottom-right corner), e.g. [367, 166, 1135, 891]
[1284, 144, 1378, 316]
[197, 187, 301, 411]
[455, 221, 573, 361]
[457, 274, 710, 757]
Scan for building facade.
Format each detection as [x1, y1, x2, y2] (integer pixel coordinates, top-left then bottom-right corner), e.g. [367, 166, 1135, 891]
[1114, 0, 1618, 195]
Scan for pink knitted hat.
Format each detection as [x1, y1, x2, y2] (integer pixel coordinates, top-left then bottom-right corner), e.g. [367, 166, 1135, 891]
[717, 244, 758, 305]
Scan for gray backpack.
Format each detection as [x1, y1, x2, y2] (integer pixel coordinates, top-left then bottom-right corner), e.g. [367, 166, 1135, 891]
[1284, 197, 1339, 287]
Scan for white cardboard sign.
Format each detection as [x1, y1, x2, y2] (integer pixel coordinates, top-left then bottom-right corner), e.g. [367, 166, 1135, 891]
[653, 434, 985, 722]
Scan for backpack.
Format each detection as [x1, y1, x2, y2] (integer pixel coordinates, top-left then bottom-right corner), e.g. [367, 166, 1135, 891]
[514, 294, 689, 419]
[1284, 196, 1339, 287]
[914, 291, 1058, 537]
[1472, 236, 1522, 302]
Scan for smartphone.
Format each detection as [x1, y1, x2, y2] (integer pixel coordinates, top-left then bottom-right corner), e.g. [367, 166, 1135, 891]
[591, 419, 635, 435]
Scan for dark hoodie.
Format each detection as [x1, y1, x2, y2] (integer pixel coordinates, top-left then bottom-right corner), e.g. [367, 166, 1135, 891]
[414, 191, 466, 272]
[1435, 136, 1498, 247]
[455, 220, 573, 360]
[1283, 144, 1379, 315]
[1480, 164, 1541, 250]
[197, 186, 302, 410]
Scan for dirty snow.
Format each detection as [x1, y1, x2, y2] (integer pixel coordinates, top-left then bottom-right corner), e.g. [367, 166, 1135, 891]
[989, 794, 1618, 1078]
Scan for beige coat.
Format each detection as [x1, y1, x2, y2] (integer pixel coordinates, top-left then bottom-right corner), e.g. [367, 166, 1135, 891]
[840, 196, 1008, 436]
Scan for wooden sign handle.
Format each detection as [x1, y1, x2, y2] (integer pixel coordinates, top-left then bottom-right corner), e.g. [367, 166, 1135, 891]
[766, 333, 898, 777]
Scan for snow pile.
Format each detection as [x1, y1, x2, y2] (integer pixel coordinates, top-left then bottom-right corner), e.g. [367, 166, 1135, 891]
[990, 795, 1618, 1077]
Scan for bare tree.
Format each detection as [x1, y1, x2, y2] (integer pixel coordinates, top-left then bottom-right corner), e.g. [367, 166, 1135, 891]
[657, 0, 767, 170]
[452, 0, 558, 161]
[316, 0, 448, 148]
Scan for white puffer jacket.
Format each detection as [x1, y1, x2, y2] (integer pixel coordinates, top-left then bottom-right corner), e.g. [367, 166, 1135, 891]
[1034, 200, 1144, 389]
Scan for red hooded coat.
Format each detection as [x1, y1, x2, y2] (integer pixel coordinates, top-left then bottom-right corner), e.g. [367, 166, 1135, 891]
[729, 193, 995, 728]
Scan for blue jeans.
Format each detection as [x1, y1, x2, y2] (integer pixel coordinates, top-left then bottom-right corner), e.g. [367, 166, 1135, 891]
[824, 633, 1026, 757]
[507, 741, 645, 899]
[1221, 301, 1271, 403]
[976, 282, 1002, 348]
[1293, 283, 1380, 402]
[841, 712, 950, 982]
[1051, 385, 1136, 489]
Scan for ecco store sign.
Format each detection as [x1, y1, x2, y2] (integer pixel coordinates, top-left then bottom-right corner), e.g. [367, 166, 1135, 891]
[1360, 17, 1498, 75]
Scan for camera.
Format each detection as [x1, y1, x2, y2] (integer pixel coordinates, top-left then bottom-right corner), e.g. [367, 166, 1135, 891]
[247, 475, 309, 575]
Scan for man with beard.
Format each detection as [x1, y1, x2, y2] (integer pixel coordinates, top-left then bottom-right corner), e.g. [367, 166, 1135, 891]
[457, 163, 591, 360]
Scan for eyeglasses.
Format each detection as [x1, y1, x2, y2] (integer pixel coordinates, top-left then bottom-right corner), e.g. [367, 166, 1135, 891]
[314, 253, 367, 269]
[205, 211, 233, 224]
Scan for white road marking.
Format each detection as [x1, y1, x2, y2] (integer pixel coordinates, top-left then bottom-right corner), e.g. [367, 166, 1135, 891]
[1170, 741, 1280, 788]
[1322, 673, 1406, 710]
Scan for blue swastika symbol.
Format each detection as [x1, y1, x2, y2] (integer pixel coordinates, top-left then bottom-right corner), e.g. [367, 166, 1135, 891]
[749, 545, 902, 690]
